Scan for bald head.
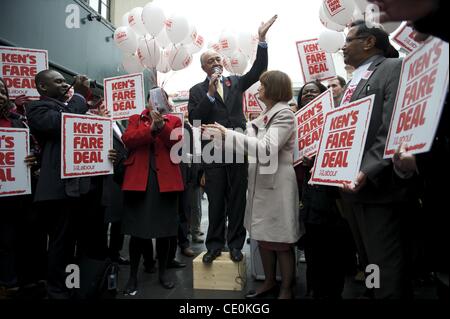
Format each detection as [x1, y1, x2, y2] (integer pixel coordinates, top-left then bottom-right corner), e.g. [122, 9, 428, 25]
[200, 50, 223, 77]
[35, 69, 69, 100]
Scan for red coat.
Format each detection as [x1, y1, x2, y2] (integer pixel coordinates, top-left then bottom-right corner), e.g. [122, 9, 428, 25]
[121, 109, 184, 193]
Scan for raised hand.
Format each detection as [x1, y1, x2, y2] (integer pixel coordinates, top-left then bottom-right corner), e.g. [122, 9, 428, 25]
[150, 110, 165, 131]
[73, 75, 90, 98]
[258, 14, 278, 42]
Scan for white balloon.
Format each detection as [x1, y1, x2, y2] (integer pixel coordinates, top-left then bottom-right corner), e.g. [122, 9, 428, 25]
[155, 29, 171, 48]
[223, 56, 232, 73]
[321, 0, 355, 26]
[364, 4, 402, 34]
[166, 15, 190, 44]
[169, 45, 193, 71]
[128, 7, 147, 36]
[353, 0, 369, 12]
[137, 36, 161, 68]
[318, 29, 346, 53]
[122, 54, 144, 74]
[352, 7, 365, 22]
[157, 48, 172, 73]
[185, 34, 205, 54]
[181, 24, 197, 45]
[319, 5, 346, 32]
[229, 50, 248, 75]
[114, 26, 138, 54]
[208, 42, 222, 53]
[237, 32, 258, 60]
[142, 3, 166, 37]
[219, 31, 238, 58]
[121, 12, 130, 27]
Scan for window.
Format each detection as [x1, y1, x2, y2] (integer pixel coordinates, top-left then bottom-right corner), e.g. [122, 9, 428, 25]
[85, 0, 111, 21]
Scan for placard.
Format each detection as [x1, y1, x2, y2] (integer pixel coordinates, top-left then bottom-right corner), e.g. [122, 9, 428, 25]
[0, 128, 31, 197]
[173, 103, 188, 115]
[0, 46, 48, 99]
[243, 82, 266, 115]
[384, 38, 449, 158]
[296, 38, 336, 83]
[293, 89, 334, 166]
[310, 95, 374, 187]
[104, 73, 145, 121]
[391, 22, 421, 53]
[61, 114, 113, 178]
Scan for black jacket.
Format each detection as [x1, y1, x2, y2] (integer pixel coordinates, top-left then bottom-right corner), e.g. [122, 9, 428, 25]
[26, 95, 88, 202]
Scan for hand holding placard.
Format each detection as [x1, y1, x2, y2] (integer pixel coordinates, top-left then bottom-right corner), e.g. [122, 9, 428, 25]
[392, 142, 417, 175]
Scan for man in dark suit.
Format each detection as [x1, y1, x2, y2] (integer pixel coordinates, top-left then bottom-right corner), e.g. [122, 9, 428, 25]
[375, 0, 449, 299]
[188, 15, 277, 263]
[339, 21, 417, 299]
[26, 70, 112, 298]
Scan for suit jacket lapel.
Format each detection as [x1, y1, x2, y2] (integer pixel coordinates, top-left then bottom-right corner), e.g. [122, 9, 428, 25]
[351, 56, 385, 102]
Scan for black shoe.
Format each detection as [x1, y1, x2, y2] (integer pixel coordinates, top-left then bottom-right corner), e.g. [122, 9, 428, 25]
[202, 249, 222, 263]
[245, 285, 279, 299]
[159, 275, 175, 289]
[230, 249, 243, 262]
[167, 260, 186, 269]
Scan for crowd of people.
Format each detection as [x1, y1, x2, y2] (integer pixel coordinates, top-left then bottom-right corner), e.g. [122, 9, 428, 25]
[0, 0, 448, 300]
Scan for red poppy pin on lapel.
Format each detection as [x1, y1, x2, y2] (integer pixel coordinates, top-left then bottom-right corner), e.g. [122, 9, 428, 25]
[263, 115, 268, 125]
[225, 79, 231, 87]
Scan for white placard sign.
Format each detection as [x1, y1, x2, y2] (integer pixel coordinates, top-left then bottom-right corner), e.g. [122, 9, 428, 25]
[61, 114, 113, 178]
[0, 128, 31, 197]
[392, 22, 421, 53]
[104, 73, 145, 121]
[243, 82, 266, 115]
[0, 46, 48, 99]
[293, 89, 334, 166]
[296, 38, 336, 83]
[384, 38, 449, 158]
[310, 95, 374, 187]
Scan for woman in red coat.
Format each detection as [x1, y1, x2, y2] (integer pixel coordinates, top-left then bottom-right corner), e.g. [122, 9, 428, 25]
[121, 93, 184, 295]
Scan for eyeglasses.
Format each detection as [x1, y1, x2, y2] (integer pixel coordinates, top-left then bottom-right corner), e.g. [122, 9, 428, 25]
[344, 36, 368, 44]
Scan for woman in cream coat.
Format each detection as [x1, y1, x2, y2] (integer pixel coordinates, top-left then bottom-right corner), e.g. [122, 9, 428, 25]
[203, 70, 299, 299]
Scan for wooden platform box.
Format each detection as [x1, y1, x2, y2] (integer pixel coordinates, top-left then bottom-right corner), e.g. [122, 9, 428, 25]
[193, 252, 246, 291]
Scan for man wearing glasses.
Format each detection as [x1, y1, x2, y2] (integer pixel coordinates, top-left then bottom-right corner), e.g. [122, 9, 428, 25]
[339, 20, 417, 299]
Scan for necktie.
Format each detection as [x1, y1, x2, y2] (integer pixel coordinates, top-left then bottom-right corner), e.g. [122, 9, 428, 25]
[217, 80, 224, 100]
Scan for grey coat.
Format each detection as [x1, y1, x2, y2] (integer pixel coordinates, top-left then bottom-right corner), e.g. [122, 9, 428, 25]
[339, 55, 410, 204]
[225, 102, 300, 243]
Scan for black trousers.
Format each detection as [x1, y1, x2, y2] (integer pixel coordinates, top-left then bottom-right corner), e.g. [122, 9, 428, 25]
[177, 186, 191, 250]
[0, 199, 46, 288]
[304, 222, 346, 299]
[39, 195, 107, 299]
[203, 164, 247, 251]
[350, 202, 414, 299]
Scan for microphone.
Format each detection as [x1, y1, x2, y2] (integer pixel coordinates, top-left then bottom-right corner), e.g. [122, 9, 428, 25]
[212, 66, 222, 75]
[212, 67, 222, 86]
